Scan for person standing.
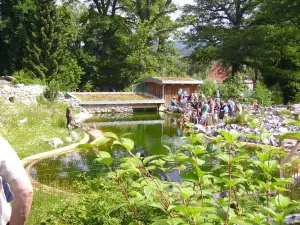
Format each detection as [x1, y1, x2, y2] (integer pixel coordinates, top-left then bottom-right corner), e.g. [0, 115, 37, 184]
[0, 135, 33, 225]
[66, 105, 73, 128]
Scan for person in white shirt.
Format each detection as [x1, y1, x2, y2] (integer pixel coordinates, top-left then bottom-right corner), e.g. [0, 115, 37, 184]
[0, 136, 33, 225]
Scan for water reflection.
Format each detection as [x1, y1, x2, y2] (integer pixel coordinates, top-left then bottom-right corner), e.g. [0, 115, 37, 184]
[31, 112, 187, 186]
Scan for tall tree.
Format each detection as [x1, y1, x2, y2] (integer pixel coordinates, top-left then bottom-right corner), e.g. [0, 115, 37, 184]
[0, 0, 35, 74]
[183, 0, 261, 77]
[24, 0, 66, 81]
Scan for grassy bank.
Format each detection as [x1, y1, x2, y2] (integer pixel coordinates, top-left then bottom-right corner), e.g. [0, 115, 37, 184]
[0, 100, 85, 224]
[0, 101, 82, 159]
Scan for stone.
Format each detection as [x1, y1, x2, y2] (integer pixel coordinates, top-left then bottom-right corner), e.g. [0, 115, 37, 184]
[48, 138, 63, 148]
[262, 139, 271, 145]
[231, 124, 238, 130]
[243, 127, 251, 133]
[18, 118, 28, 124]
[239, 136, 247, 142]
[70, 131, 79, 142]
[278, 127, 288, 134]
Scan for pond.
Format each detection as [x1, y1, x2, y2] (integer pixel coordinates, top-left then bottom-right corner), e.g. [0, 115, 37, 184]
[30, 112, 188, 188]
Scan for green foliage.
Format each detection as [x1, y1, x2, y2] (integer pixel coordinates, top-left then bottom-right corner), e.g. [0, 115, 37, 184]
[200, 78, 218, 97]
[253, 81, 273, 106]
[270, 83, 284, 105]
[12, 70, 44, 85]
[52, 59, 83, 91]
[0, 101, 78, 159]
[36, 177, 164, 225]
[40, 131, 300, 224]
[225, 113, 248, 126]
[24, 0, 65, 80]
[43, 85, 59, 102]
[219, 72, 249, 101]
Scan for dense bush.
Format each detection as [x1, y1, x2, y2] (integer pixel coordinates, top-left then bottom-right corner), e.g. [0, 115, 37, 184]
[38, 131, 300, 225]
[43, 85, 59, 102]
[38, 177, 164, 225]
[219, 73, 249, 102]
[253, 81, 273, 106]
[270, 83, 284, 105]
[12, 70, 44, 85]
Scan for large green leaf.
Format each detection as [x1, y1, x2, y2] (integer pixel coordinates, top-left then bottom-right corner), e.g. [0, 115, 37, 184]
[97, 157, 114, 165]
[113, 138, 135, 151]
[281, 132, 300, 140]
[152, 218, 186, 225]
[95, 137, 111, 146]
[256, 151, 269, 162]
[248, 120, 259, 129]
[172, 205, 214, 216]
[274, 194, 291, 209]
[77, 143, 94, 151]
[103, 132, 119, 140]
[221, 130, 234, 143]
[96, 151, 113, 165]
[221, 130, 241, 144]
[97, 151, 111, 159]
[259, 206, 278, 218]
[245, 133, 260, 140]
[144, 155, 164, 165]
[271, 178, 294, 187]
[217, 153, 230, 163]
[180, 171, 198, 181]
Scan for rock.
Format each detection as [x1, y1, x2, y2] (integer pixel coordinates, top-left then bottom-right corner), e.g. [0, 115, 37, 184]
[239, 135, 247, 142]
[231, 124, 238, 130]
[15, 84, 25, 88]
[48, 138, 63, 148]
[18, 118, 28, 124]
[262, 139, 271, 145]
[70, 131, 79, 142]
[278, 127, 288, 134]
[65, 137, 73, 143]
[243, 127, 251, 133]
[269, 136, 277, 146]
[195, 124, 206, 134]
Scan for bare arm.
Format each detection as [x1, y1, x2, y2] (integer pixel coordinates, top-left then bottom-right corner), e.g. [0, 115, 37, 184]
[9, 176, 33, 225]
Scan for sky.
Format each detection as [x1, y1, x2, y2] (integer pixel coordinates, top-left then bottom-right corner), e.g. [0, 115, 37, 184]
[171, 0, 194, 20]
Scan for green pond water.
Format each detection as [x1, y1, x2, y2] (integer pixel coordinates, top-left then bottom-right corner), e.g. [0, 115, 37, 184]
[30, 112, 188, 187]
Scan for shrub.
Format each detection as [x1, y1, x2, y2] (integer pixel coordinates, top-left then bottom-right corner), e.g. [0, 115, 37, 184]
[12, 70, 44, 85]
[225, 113, 247, 126]
[201, 78, 218, 97]
[43, 85, 59, 102]
[37, 177, 164, 225]
[253, 80, 273, 106]
[218, 72, 249, 102]
[270, 83, 284, 105]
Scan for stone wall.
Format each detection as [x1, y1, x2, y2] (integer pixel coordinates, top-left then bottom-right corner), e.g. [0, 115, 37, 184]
[0, 84, 45, 104]
[81, 104, 133, 114]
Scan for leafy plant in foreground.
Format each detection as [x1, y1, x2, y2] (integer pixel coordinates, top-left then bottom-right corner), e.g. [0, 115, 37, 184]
[75, 131, 300, 225]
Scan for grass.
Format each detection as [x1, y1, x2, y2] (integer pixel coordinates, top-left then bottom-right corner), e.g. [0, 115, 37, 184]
[0, 100, 85, 224]
[0, 101, 83, 159]
[27, 190, 64, 225]
[74, 93, 155, 101]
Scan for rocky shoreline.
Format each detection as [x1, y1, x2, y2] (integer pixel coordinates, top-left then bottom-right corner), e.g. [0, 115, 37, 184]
[193, 105, 300, 149]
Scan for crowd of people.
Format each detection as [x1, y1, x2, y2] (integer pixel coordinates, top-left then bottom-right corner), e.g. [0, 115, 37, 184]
[170, 89, 242, 126]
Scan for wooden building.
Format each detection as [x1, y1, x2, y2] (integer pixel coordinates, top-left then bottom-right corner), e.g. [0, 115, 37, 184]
[143, 77, 203, 105]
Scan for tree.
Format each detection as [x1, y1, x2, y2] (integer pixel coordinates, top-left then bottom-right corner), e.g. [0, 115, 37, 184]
[250, 0, 300, 103]
[23, 0, 83, 90]
[182, 0, 261, 78]
[78, 0, 184, 91]
[24, 0, 66, 80]
[0, 0, 35, 74]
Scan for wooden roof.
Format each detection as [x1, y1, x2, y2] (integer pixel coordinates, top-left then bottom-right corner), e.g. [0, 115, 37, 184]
[208, 61, 231, 83]
[143, 77, 203, 85]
